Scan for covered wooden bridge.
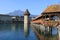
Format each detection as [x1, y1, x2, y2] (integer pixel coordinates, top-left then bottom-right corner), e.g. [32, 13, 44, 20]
[31, 5, 60, 26]
[31, 5, 60, 40]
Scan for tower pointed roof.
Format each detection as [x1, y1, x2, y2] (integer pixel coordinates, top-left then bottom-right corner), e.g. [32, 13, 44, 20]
[24, 9, 30, 16]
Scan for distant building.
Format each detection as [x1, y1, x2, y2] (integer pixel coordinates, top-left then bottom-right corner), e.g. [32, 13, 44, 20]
[0, 14, 23, 23]
[0, 14, 33, 23]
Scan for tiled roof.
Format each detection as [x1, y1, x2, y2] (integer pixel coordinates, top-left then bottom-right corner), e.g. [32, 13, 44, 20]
[43, 4, 60, 13]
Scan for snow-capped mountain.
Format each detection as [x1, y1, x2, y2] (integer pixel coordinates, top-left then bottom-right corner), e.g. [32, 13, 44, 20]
[8, 10, 24, 16]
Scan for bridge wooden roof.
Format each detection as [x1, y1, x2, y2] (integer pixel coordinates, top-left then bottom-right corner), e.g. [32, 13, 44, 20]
[32, 4, 60, 21]
[43, 4, 60, 13]
[32, 14, 43, 20]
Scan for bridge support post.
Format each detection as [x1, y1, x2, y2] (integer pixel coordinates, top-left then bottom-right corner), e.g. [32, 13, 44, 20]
[56, 25, 60, 40]
[58, 29, 60, 40]
[58, 27, 60, 40]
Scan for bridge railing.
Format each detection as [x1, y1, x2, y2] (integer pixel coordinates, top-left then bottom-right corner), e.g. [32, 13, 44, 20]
[43, 20, 59, 27]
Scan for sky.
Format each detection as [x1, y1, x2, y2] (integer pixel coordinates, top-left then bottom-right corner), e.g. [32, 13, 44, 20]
[0, 0, 60, 15]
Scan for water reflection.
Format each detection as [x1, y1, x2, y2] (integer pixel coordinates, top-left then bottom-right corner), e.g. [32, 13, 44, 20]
[0, 23, 37, 40]
[32, 24, 59, 40]
[24, 23, 29, 37]
[11, 24, 16, 31]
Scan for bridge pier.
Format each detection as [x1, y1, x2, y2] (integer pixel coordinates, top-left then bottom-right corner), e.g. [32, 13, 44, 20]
[57, 25, 60, 40]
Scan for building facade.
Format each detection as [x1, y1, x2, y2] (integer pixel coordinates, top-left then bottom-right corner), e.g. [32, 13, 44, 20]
[0, 14, 32, 23]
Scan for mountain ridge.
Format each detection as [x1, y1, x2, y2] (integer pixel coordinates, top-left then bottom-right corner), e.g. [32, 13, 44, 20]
[7, 10, 37, 17]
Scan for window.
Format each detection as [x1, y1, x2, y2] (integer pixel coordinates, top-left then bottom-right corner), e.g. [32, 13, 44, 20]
[53, 16, 59, 20]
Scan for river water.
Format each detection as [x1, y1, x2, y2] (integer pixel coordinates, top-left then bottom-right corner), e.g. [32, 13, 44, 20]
[0, 23, 38, 40]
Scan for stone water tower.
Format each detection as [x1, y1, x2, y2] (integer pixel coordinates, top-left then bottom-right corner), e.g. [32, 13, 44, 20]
[24, 9, 30, 37]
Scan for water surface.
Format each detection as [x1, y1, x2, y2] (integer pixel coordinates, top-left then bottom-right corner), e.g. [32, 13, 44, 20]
[0, 23, 38, 40]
